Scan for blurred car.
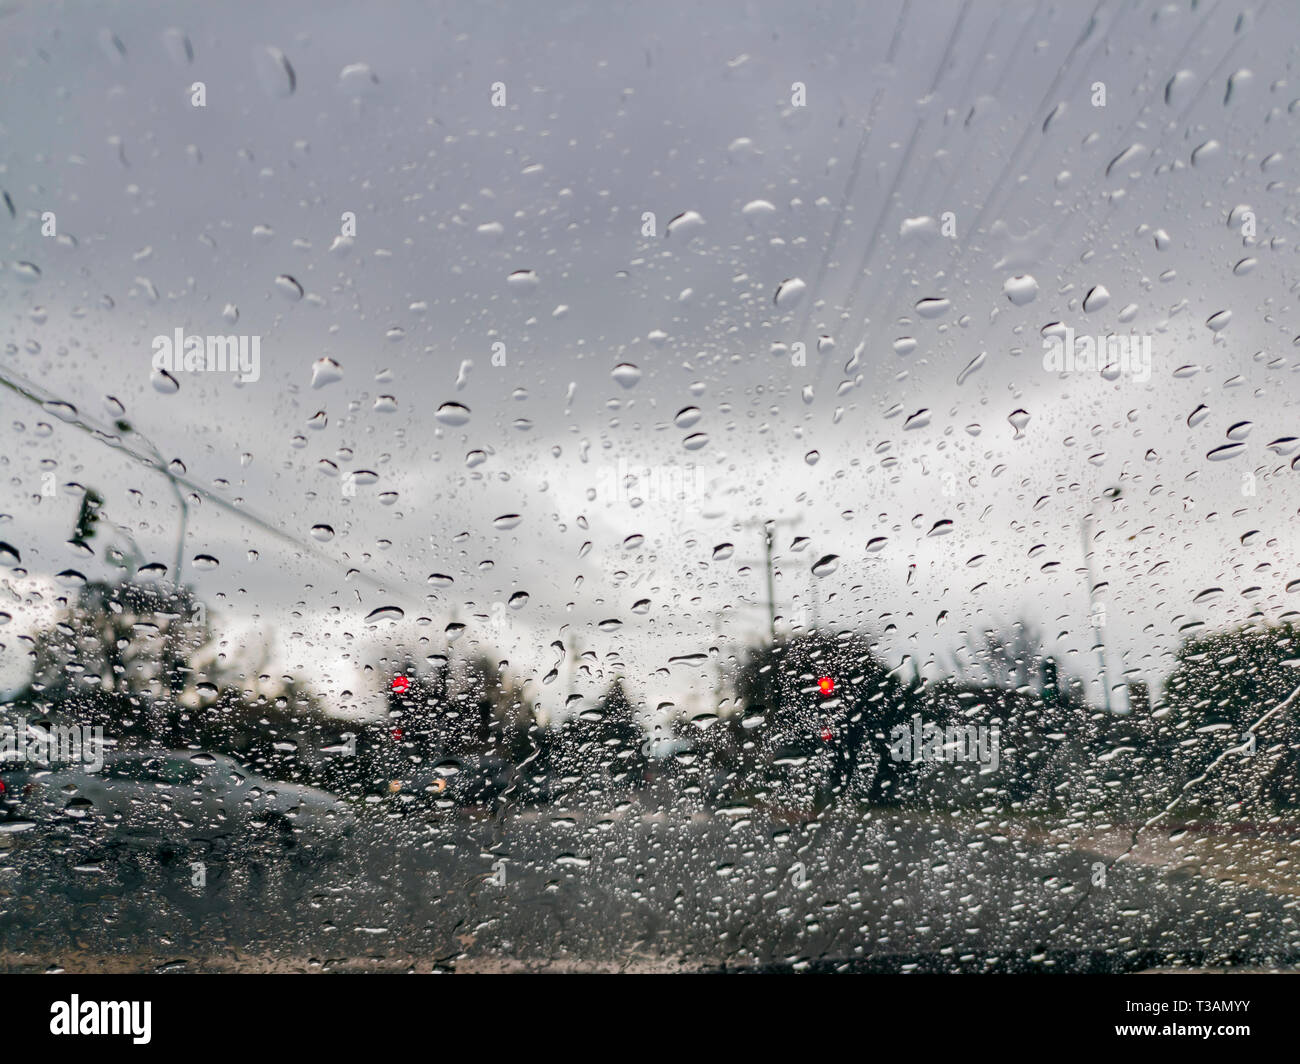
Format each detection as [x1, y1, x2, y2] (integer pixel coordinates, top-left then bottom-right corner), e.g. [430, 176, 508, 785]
[5, 749, 354, 859]
[378, 752, 513, 814]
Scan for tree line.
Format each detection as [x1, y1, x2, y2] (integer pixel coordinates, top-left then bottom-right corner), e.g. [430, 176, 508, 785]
[6, 577, 1300, 819]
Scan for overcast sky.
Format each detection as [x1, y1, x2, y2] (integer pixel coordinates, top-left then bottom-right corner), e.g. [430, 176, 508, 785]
[2, 0, 1298, 725]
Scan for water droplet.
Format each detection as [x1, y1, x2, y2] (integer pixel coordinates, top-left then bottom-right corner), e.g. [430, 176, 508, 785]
[914, 297, 950, 319]
[812, 554, 840, 577]
[712, 543, 735, 561]
[310, 524, 335, 541]
[1165, 69, 1195, 107]
[162, 28, 194, 66]
[1008, 409, 1031, 439]
[1207, 443, 1245, 461]
[1206, 310, 1232, 332]
[43, 400, 77, 422]
[507, 269, 539, 288]
[899, 215, 938, 239]
[1003, 275, 1038, 306]
[774, 277, 807, 308]
[274, 274, 303, 301]
[435, 402, 471, 426]
[98, 28, 126, 62]
[956, 351, 985, 385]
[1083, 285, 1110, 312]
[338, 62, 379, 96]
[151, 369, 180, 394]
[611, 363, 641, 389]
[311, 357, 343, 389]
[192, 554, 219, 571]
[508, 591, 529, 609]
[665, 210, 704, 237]
[1224, 69, 1252, 107]
[366, 606, 405, 623]
[1106, 143, 1146, 179]
[682, 433, 709, 451]
[254, 45, 296, 98]
[1191, 139, 1221, 166]
[556, 854, 590, 868]
[494, 514, 522, 530]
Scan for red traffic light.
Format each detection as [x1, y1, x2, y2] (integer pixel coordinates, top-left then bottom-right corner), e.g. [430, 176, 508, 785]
[391, 675, 410, 694]
[817, 676, 834, 696]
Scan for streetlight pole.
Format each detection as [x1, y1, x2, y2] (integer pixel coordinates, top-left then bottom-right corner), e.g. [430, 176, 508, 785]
[739, 516, 802, 645]
[1082, 514, 1111, 715]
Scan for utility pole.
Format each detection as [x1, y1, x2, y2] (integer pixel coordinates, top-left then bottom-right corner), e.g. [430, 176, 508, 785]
[711, 608, 729, 707]
[739, 516, 802, 645]
[125, 425, 188, 591]
[1081, 514, 1111, 715]
[735, 516, 801, 728]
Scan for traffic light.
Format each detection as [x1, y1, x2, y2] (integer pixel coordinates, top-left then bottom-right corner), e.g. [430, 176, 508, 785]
[72, 488, 104, 546]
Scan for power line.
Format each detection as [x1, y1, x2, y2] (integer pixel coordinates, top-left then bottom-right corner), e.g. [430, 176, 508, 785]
[0, 365, 427, 615]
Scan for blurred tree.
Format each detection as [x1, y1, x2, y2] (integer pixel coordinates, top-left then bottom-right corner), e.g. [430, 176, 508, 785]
[12, 579, 220, 745]
[550, 678, 647, 789]
[734, 630, 904, 809]
[1163, 622, 1300, 814]
[8, 578, 353, 790]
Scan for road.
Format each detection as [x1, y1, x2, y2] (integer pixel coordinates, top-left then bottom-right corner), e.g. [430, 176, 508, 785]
[1, 801, 1298, 972]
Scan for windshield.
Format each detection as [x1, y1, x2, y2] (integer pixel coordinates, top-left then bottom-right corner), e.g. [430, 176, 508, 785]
[2, 0, 1299, 980]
